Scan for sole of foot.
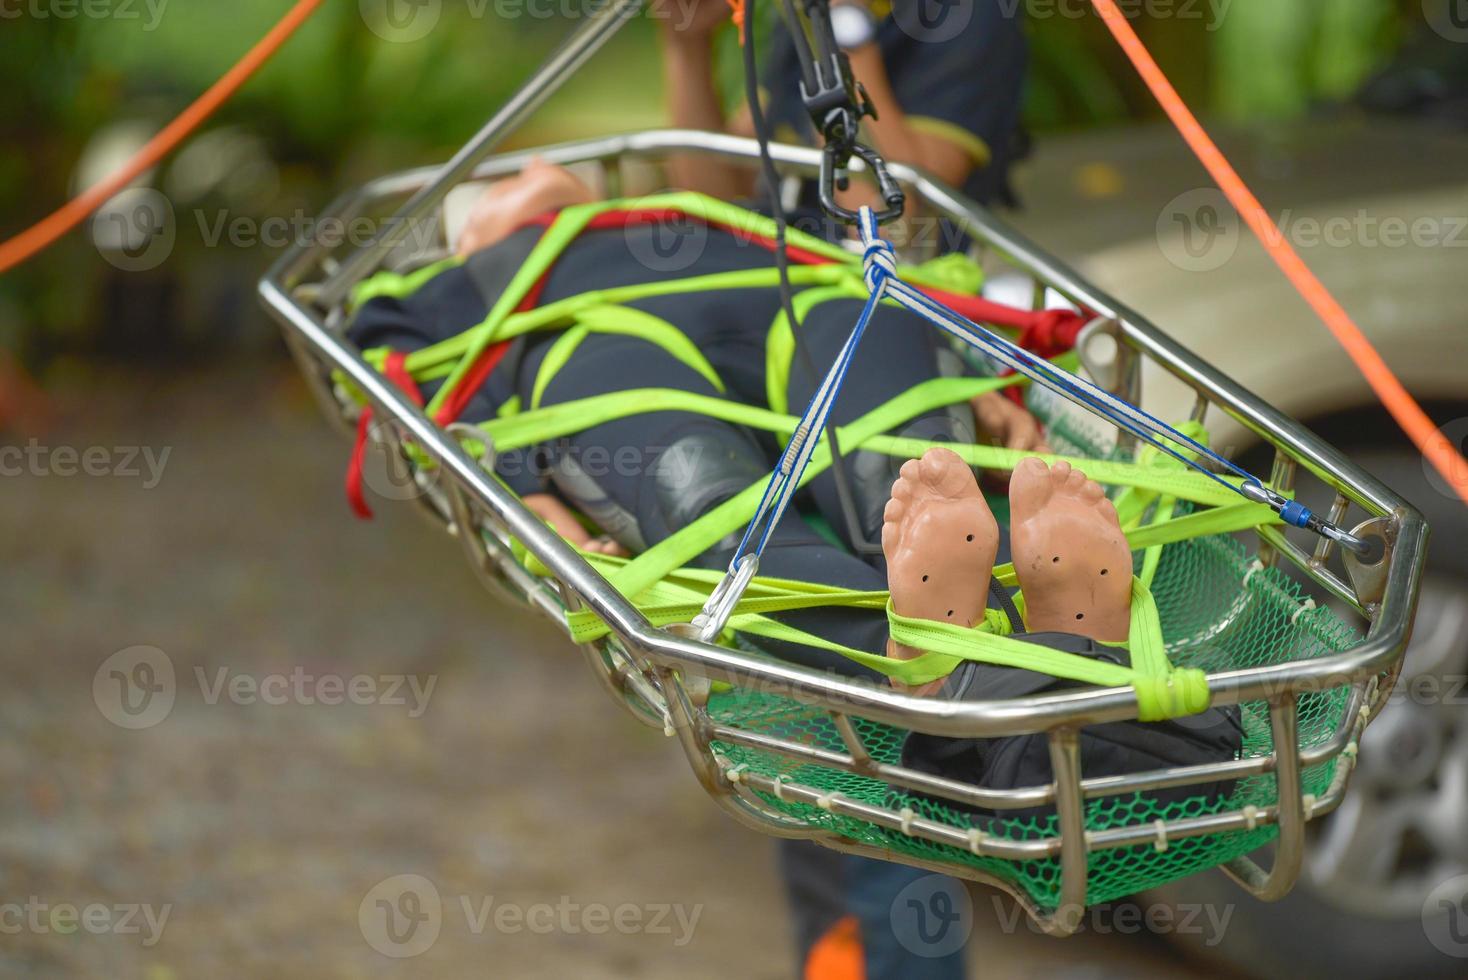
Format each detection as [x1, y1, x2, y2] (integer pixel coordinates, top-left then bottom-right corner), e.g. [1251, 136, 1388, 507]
[1008, 457, 1132, 643]
[881, 447, 999, 695]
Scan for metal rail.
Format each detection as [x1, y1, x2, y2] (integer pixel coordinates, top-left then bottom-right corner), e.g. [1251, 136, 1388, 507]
[259, 128, 1426, 936]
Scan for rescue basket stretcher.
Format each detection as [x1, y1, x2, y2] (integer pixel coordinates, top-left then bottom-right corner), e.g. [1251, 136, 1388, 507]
[259, 128, 1426, 935]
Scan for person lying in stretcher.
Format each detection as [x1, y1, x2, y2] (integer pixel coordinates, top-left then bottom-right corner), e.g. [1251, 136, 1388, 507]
[348, 160, 1241, 811]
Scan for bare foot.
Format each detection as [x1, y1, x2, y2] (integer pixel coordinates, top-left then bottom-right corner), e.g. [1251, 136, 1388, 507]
[1009, 458, 1132, 642]
[881, 448, 1000, 694]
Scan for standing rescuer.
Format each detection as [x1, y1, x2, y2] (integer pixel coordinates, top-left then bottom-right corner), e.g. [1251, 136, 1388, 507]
[661, 3, 1029, 975]
[660, 0, 1028, 239]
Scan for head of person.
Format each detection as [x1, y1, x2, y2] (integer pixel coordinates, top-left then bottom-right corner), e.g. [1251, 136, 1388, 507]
[455, 157, 597, 257]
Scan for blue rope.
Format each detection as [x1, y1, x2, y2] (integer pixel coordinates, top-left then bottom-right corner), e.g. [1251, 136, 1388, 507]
[728, 208, 1286, 571]
[732, 283, 885, 561]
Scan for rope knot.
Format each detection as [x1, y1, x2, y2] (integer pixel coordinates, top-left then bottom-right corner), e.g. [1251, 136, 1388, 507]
[862, 237, 897, 293]
[1133, 668, 1211, 722]
[1018, 309, 1088, 359]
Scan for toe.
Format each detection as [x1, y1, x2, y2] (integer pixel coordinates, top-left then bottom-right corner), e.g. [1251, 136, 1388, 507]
[1008, 456, 1053, 516]
[918, 447, 978, 498]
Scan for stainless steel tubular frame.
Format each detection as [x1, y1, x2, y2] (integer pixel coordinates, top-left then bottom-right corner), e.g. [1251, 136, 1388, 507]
[313, 0, 645, 309]
[259, 128, 1427, 936]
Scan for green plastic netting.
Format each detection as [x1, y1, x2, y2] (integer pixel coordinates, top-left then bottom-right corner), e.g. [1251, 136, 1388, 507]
[704, 389, 1359, 913]
[707, 532, 1355, 911]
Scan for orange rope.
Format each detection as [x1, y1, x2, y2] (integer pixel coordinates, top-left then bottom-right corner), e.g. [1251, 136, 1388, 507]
[0, 0, 325, 275]
[1090, 0, 1468, 509]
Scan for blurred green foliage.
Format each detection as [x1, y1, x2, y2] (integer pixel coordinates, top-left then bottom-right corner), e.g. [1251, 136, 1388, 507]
[0, 1, 1425, 366]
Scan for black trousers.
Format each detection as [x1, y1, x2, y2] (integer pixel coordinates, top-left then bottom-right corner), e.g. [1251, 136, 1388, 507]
[521, 292, 977, 676]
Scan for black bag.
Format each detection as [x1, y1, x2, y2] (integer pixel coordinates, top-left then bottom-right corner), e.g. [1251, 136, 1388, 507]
[899, 631, 1243, 821]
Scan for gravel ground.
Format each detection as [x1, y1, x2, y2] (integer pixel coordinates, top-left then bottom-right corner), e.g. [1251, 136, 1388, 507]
[0, 364, 1225, 977]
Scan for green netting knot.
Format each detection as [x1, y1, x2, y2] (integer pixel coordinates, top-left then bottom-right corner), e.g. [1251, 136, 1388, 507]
[1133, 668, 1211, 722]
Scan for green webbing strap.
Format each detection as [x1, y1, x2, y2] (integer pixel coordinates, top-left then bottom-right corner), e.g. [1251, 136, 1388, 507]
[552, 546, 1208, 718]
[551, 497, 1274, 644]
[422, 191, 859, 418]
[1115, 420, 1210, 589]
[349, 254, 463, 310]
[387, 265, 850, 385]
[765, 282, 869, 413]
[424, 202, 614, 418]
[603, 378, 1015, 599]
[528, 305, 725, 411]
[550, 548, 984, 683]
[475, 378, 1246, 507]
[341, 196, 1249, 719]
[471, 378, 1267, 600]
[440, 360, 1273, 714]
[377, 192, 1002, 414]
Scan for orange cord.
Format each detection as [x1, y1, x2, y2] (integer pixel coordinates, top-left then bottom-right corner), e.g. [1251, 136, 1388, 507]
[5, 0, 1460, 508]
[1090, 0, 1468, 509]
[0, 0, 325, 275]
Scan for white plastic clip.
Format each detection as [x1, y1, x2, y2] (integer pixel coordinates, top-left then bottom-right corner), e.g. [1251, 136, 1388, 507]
[899, 807, 916, 836]
[966, 828, 986, 856]
[1243, 559, 1264, 587]
[1153, 819, 1170, 853]
[1291, 598, 1317, 626]
[1302, 794, 1317, 819]
[772, 775, 786, 801]
[725, 763, 747, 785]
[817, 792, 836, 812]
[1242, 804, 1260, 831]
[1342, 741, 1359, 765]
[663, 723, 676, 738]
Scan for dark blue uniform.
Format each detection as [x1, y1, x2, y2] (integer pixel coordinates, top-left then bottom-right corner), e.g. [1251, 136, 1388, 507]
[762, 0, 1029, 207]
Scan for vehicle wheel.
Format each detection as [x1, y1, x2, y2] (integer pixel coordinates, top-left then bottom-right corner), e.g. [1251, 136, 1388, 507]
[1148, 403, 1468, 979]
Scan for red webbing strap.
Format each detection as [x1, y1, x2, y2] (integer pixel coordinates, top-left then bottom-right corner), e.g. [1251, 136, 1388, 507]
[433, 337, 515, 426]
[919, 286, 1090, 357]
[346, 351, 424, 520]
[363, 204, 1093, 506]
[431, 207, 838, 426]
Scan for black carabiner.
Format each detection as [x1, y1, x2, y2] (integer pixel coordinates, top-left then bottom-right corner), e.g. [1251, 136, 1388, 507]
[818, 140, 905, 224]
